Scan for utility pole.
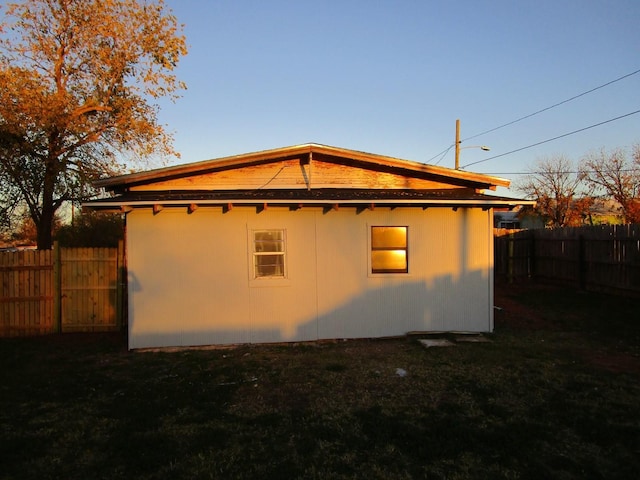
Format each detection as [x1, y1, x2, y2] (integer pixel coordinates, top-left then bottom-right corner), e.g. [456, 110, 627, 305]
[454, 119, 461, 170]
[454, 119, 490, 169]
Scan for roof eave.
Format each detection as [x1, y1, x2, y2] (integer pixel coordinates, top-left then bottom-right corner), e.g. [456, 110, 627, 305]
[85, 198, 535, 211]
[94, 143, 511, 191]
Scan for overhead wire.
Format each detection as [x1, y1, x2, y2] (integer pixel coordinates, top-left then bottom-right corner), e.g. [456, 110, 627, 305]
[426, 144, 454, 165]
[431, 145, 454, 166]
[484, 168, 640, 176]
[462, 68, 640, 143]
[460, 109, 640, 169]
[425, 68, 640, 166]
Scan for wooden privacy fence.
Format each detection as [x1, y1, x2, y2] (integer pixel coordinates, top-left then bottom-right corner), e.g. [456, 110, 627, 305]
[0, 242, 125, 337]
[495, 224, 640, 295]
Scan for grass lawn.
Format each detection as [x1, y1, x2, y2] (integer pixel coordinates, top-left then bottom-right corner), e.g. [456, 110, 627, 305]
[1, 283, 639, 479]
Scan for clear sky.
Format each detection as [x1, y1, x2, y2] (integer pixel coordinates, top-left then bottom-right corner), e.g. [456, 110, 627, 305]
[156, 0, 639, 195]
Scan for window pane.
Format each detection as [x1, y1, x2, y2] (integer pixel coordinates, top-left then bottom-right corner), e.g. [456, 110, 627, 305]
[371, 226, 407, 249]
[372, 250, 407, 273]
[255, 254, 285, 277]
[254, 230, 284, 242]
[254, 230, 285, 253]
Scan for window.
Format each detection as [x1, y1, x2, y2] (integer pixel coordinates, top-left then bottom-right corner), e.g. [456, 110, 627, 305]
[253, 230, 286, 278]
[371, 226, 408, 274]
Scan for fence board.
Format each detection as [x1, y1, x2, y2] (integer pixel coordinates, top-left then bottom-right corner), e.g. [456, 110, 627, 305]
[60, 246, 120, 332]
[495, 224, 640, 295]
[0, 244, 123, 337]
[0, 249, 54, 336]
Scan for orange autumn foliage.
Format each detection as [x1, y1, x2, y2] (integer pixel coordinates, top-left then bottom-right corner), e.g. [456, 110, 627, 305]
[0, 0, 187, 248]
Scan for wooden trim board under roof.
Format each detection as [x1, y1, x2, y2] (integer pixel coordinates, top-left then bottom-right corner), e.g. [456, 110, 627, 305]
[85, 188, 534, 212]
[94, 143, 511, 192]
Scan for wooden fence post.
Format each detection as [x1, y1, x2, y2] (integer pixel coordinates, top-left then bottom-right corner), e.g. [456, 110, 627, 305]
[507, 233, 514, 284]
[116, 240, 125, 329]
[53, 241, 62, 333]
[578, 234, 586, 290]
[529, 233, 536, 279]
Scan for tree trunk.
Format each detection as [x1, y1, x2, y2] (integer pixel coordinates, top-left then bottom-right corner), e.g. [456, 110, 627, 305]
[36, 160, 58, 250]
[36, 211, 54, 250]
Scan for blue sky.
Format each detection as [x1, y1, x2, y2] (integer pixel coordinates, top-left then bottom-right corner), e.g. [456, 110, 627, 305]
[156, 0, 639, 194]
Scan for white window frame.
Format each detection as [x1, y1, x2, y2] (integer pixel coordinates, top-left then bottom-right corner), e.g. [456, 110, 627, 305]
[249, 228, 288, 283]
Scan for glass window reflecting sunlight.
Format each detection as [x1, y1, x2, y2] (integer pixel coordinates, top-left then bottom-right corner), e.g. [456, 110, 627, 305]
[371, 226, 408, 273]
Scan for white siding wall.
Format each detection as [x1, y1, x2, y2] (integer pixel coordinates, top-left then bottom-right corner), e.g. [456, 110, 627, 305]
[126, 207, 493, 349]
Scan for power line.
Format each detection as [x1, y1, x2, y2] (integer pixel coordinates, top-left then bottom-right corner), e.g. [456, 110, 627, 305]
[425, 68, 640, 163]
[427, 144, 454, 164]
[460, 109, 640, 169]
[484, 169, 640, 176]
[432, 145, 454, 166]
[462, 68, 640, 142]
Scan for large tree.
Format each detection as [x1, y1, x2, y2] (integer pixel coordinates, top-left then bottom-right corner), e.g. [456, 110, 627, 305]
[581, 146, 640, 224]
[0, 0, 187, 249]
[517, 155, 588, 227]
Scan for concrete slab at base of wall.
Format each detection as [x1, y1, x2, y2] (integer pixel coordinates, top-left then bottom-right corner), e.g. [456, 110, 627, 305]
[455, 334, 491, 343]
[419, 338, 457, 348]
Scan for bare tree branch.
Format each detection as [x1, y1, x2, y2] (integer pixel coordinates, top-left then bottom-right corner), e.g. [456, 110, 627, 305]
[580, 146, 640, 223]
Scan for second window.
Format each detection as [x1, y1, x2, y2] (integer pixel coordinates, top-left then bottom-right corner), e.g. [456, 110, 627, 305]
[371, 226, 408, 274]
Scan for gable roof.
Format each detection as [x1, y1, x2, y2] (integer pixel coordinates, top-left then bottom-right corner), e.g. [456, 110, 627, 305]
[87, 143, 531, 210]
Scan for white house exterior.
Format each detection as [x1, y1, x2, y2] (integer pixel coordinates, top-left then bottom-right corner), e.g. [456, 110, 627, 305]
[87, 144, 530, 349]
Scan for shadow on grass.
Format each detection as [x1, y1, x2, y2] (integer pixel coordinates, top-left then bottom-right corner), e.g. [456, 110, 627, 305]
[1, 283, 639, 479]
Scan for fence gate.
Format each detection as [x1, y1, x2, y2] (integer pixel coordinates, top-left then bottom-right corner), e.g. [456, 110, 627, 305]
[60, 246, 123, 332]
